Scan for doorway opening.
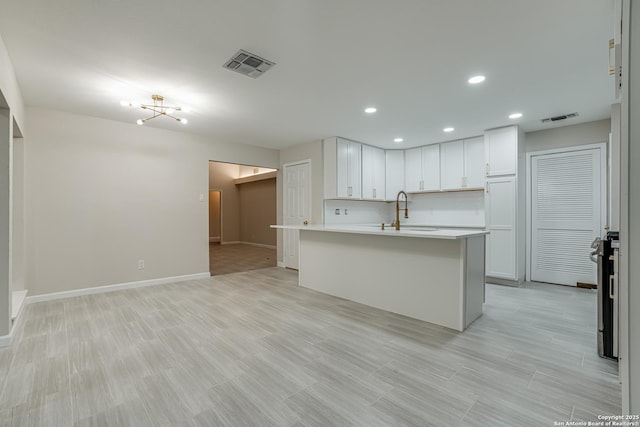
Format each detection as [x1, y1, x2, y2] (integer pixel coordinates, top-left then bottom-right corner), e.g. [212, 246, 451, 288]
[208, 161, 277, 276]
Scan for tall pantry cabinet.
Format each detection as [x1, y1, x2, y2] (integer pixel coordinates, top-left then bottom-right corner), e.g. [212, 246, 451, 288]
[484, 126, 525, 286]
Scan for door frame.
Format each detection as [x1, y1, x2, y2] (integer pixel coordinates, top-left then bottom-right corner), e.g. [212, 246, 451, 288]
[282, 159, 312, 269]
[525, 142, 607, 282]
[208, 189, 222, 243]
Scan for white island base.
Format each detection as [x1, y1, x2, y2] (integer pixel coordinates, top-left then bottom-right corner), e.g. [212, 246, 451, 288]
[297, 228, 486, 332]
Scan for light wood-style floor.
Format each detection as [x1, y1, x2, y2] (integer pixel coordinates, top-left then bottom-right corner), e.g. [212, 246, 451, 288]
[209, 243, 276, 276]
[0, 268, 620, 426]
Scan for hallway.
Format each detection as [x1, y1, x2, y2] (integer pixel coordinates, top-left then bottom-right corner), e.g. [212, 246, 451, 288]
[209, 242, 276, 276]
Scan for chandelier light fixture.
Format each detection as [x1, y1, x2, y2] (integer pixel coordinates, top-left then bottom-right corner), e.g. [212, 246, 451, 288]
[120, 94, 188, 125]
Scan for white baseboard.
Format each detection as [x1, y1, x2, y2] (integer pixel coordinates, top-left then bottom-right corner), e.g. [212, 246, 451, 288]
[25, 272, 211, 304]
[221, 241, 242, 245]
[277, 261, 286, 268]
[209, 236, 221, 243]
[0, 335, 10, 347]
[12, 289, 28, 320]
[0, 293, 29, 347]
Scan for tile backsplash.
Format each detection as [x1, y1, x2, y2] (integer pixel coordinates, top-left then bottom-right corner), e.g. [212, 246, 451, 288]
[324, 191, 485, 228]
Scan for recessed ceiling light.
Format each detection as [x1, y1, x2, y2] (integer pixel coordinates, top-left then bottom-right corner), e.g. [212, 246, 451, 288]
[443, 127, 455, 132]
[509, 112, 523, 119]
[364, 107, 377, 114]
[394, 138, 404, 143]
[468, 75, 486, 84]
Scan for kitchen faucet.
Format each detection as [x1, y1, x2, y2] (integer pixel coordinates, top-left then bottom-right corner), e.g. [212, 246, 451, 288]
[395, 190, 409, 230]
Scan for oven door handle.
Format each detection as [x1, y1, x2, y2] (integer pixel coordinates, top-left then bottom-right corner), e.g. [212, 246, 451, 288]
[590, 250, 599, 264]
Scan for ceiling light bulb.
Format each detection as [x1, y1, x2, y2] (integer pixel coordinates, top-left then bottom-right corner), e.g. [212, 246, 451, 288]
[130, 102, 141, 108]
[443, 127, 455, 132]
[394, 138, 404, 143]
[136, 119, 144, 125]
[509, 112, 523, 119]
[180, 118, 188, 124]
[364, 107, 377, 114]
[166, 108, 175, 115]
[181, 106, 191, 113]
[120, 100, 129, 107]
[468, 75, 486, 84]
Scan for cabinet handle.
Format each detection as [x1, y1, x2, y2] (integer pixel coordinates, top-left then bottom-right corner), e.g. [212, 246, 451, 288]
[485, 163, 490, 176]
[372, 188, 376, 199]
[347, 186, 352, 197]
[609, 274, 616, 299]
[485, 182, 489, 193]
[609, 38, 615, 75]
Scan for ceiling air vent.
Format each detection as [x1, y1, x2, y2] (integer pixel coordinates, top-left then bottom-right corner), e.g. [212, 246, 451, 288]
[541, 112, 579, 123]
[223, 49, 275, 79]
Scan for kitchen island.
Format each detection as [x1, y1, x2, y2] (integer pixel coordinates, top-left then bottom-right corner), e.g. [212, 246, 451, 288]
[272, 225, 488, 331]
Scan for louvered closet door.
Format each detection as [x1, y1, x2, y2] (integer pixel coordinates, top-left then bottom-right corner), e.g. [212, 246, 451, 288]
[531, 148, 602, 286]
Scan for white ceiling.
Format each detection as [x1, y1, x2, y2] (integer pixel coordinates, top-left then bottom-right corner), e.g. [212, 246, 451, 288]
[0, 0, 614, 150]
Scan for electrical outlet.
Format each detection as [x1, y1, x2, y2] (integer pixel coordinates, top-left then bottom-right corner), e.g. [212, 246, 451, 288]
[335, 209, 340, 215]
[138, 259, 145, 270]
[344, 209, 348, 215]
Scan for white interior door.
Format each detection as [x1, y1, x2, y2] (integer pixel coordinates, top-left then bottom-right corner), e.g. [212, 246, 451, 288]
[530, 147, 603, 286]
[283, 161, 311, 270]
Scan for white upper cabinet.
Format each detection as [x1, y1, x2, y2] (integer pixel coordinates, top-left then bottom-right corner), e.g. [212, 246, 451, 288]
[362, 145, 385, 200]
[385, 150, 404, 200]
[422, 144, 440, 191]
[440, 140, 465, 190]
[405, 144, 440, 192]
[485, 126, 518, 177]
[323, 137, 362, 199]
[440, 137, 485, 190]
[405, 147, 423, 192]
[464, 136, 485, 188]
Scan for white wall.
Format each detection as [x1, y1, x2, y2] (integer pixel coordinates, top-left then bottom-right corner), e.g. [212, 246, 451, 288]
[25, 107, 279, 296]
[525, 119, 610, 153]
[11, 136, 24, 293]
[0, 108, 10, 336]
[0, 33, 25, 337]
[627, 0, 639, 413]
[0, 35, 24, 132]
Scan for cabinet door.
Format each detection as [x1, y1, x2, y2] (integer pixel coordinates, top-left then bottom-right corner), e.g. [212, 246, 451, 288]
[464, 136, 485, 188]
[336, 138, 350, 198]
[405, 147, 423, 192]
[485, 177, 516, 279]
[422, 144, 440, 191]
[385, 150, 405, 200]
[362, 145, 384, 200]
[347, 140, 361, 198]
[372, 146, 385, 200]
[440, 140, 464, 190]
[485, 126, 517, 176]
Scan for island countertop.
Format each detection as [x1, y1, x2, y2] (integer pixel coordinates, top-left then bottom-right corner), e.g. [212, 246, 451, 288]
[270, 224, 488, 240]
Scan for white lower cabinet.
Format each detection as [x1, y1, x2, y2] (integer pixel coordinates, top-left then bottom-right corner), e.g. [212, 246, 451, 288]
[485, 177, 517, 279]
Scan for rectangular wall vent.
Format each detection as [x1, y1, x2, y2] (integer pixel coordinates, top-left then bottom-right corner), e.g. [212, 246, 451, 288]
[541, 112, 579, 123]
[223, 49, 275, 79]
